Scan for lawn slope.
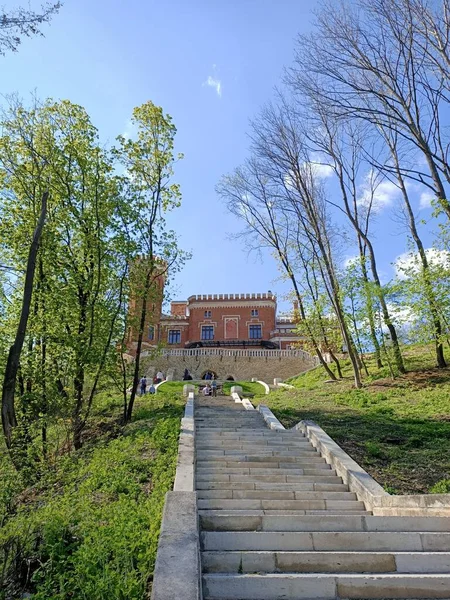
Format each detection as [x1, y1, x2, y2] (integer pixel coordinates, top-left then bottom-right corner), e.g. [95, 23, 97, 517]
[263, 346, 450, 495]
[0, 393, 184, 600]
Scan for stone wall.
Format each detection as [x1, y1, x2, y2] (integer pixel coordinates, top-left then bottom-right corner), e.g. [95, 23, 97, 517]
[142, 350, 317, 381]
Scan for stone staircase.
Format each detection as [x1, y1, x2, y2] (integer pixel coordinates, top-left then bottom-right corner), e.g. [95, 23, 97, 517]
[195, 397, 450, 599]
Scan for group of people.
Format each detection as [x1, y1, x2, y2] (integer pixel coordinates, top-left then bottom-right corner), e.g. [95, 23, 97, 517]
[139, 368, 221, 397]
[202, 379, 218, 397]
[139, 370, 164, 395]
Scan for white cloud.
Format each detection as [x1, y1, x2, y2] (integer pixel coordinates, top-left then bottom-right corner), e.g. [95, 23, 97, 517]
[394, 248, 450, 279]
[310, 162, 334, 179]
[122, 119, 135, 140]
[419, 190, 434, 209]
[386, 302, 417, 328]
[203, 75, 222, 97]
[357, 171, 401, 212]
[343, 254, 360, 269]
[308, 154, 334, 179]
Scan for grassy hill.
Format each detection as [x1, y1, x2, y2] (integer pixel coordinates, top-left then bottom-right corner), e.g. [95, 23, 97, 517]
[0, 393, 184, 600]
[261, 345, 450, 495]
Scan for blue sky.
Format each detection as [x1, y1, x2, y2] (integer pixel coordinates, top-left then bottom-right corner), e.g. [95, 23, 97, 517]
[1, 0, 438, 313]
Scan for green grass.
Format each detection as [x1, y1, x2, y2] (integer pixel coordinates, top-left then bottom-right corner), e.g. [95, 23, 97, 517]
[265, 346, 450, 495]
[0, 394, 184, 600]
[221, 381, 266, 396]
[156, 379, 266, 397]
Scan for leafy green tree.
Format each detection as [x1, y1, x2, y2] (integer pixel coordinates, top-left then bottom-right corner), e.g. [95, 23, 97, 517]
[0, 98, 130, 453]
[113, 101, 185, 422]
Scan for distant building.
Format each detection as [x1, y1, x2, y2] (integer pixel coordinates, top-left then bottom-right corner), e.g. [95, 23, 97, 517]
[127, 291, 303, 354]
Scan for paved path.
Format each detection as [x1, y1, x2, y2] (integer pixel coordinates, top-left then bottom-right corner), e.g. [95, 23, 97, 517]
[195, 396, 450, 599]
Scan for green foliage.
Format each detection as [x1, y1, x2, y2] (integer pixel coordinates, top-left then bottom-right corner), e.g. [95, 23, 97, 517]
[430, 479, 450, 494]
[265, 346, 450, 494]
[365, 441, 386, 460]
[0, 95, 188, 453]
[0, 396, 183, 599]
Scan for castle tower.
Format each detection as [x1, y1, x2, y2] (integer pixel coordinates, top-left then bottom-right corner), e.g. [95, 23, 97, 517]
[126, 257, 166, 355]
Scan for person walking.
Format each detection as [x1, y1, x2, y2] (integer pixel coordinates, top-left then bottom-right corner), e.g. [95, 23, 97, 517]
[156, 370, 164, 384]
[140, 376, 147, 395]
[211, 379, 218, 397]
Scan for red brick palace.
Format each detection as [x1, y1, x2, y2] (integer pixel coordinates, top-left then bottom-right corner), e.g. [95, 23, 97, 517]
[127, 291, 302, 353]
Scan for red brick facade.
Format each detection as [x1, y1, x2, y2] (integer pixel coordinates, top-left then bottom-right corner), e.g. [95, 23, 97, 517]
[127, 289, 303, 353]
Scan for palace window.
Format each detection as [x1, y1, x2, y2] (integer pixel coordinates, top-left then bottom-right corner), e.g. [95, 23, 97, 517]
[148, 325, 155, 341]
[204, 310, 212, 318]
[201, 325, 214, 340]
[251, 309, 259, 317]
[168, 330, 181, 344]
[249, 324, 262, 339]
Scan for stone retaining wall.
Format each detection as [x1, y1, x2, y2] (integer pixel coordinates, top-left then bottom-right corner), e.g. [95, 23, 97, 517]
[143, 352, 316, 381]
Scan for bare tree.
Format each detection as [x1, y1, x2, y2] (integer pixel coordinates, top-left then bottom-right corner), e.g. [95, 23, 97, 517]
[306, 114, 405, 372]
[288, 0, 450, 221]
[223, 102, 363, 387]
[1, 2, 61, 55]
[374, 125, 447, 367]
[218, 158, 338, 380]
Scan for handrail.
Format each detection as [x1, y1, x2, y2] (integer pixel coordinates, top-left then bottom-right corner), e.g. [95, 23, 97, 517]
[142, 347, 319, 363]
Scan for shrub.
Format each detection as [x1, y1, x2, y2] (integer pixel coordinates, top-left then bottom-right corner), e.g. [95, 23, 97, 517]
[430, 479, 450, 494]
[0, 400, 182, 599]
[365, 441, 387, 460]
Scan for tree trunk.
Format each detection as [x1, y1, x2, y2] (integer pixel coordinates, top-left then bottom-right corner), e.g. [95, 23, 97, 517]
[288, 271, 337, 381]
[335, 170, 404, 373]
[1, 191, 48, 449]
[357, 241, 383, 369]
[357, 235, 405, 373]
[127, 269, 152, 422]
[390, 144, 447, 369]
[329, 350, 343, 378]
[72, 292, 88, 450]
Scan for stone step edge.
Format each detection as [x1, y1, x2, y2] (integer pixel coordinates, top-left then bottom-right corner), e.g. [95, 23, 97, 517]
[201, 572, 450, 600]
[198, 514, 450, 531]
[201, 550, 450, 574]
[297, 420, 450, 517]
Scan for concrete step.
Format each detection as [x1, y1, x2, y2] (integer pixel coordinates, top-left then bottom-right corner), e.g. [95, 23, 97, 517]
[195, 411, 261, 415]
[197, 499, 366, 511]
[196, 482, 349, 492]
[195, 417, 260, 421]
[197, 490, 357, 501]
[202, 572, 450, 599]
[196, 427, 266, 431]
[196, 467, 337, 476]
[197, 455, 331, 470]
[197, 456, 323, 465]
[201, 550, 450, 573]
[196, 440, 311, 448]
[199, 509, 372, 517]
[196, 432, 299, 438]
[196, 450, 320, 459]
[196, 473, 343, 483]
[201, 531, 450, 551]
[199, 514, 450, 532]
[196, 421, 264, 426]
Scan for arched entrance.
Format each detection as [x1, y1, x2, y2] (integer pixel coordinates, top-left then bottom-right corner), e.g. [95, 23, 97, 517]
[225, 375, 235, 381]
[201, 369, 218, 380]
